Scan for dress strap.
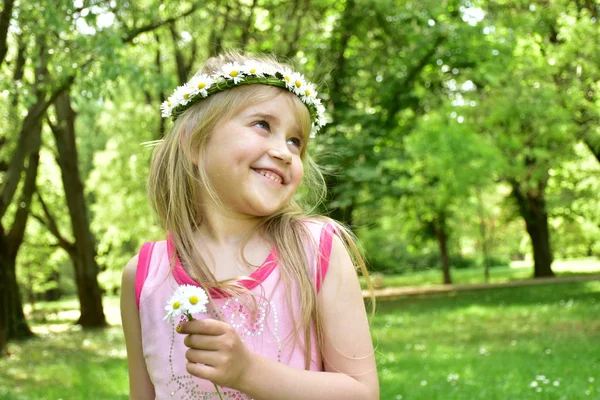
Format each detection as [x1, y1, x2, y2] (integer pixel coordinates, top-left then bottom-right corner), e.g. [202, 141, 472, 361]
[316, 223, 336, 292]
[135, 241, 155, 309]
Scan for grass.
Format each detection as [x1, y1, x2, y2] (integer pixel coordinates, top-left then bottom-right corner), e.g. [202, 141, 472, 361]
[0, 297, 128, 400]
[374, 281, 600, 399]
[361, 258, 600, 289]
[1, 268, 599, 399]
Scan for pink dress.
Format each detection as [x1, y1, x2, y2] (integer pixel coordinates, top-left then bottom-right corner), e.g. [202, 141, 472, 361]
[135, 221, 335, 399]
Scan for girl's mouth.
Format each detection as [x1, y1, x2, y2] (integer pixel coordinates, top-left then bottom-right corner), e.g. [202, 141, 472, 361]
[253, 168, 284, 185]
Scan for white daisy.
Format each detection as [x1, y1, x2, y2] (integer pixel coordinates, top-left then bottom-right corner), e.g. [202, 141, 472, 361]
[315, 102, 326, 121]
[290, 72, 307, 96]
[164, 292, 185, 322]
[241, 61, 266, 77]
[160, 100, 173, 117]
[187, 74, 214, 98]
[301, 82, 317, 102]
[173, 84, 194, 106]
[280, 67, 295, 89]
[317, 115, 327, 127]
[220, 62, 245, 83]
[178, 285, 209, 315]
[261, 64, 278, 77]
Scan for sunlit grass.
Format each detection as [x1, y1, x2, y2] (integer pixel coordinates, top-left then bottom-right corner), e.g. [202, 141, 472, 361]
[361, 258, 600, 289]
[0, 297, 128, 400]
[1, 280, 599, 398]
[374, 281, 600, 399]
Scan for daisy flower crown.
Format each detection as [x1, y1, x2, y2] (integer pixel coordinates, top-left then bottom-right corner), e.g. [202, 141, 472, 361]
[160, 61, 327, 137]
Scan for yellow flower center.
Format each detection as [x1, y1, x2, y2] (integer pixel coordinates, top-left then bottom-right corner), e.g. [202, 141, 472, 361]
[189, 296, 198, 305]
[198, 82, 206, 89]
[295, 80, 302, 88]
[173, 301, 180, 309]
[230, 70, 239, 77]
[250, 68, 256, 74]
[167, 102, 172, 107]
[284, 75, 291, 82]
[305, 89, 311, 96]
[183, 93, 190, 99]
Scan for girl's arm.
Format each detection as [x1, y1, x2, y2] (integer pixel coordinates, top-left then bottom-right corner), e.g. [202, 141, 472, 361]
[180, 235, 379, 400]
[120, 255, 156, 399]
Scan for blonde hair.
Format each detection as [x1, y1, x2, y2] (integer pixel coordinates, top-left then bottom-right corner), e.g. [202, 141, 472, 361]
[147, 52, 373, 369]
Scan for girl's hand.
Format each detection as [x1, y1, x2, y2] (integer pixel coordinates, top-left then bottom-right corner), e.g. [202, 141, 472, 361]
[177, 319, 252, 389]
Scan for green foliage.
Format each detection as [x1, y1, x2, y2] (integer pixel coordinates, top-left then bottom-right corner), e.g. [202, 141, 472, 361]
[2, 0, 598, 301]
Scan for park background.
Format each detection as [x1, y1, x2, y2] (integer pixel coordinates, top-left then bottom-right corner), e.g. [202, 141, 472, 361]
[1, 0, 599, 398]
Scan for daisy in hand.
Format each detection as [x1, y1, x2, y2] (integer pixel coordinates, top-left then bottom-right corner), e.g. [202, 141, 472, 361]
[164, 284, 210, 323]
[164, 285, 223, 400]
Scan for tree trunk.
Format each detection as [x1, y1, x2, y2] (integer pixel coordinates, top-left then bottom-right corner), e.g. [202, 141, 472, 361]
[476, 188, 491, 282]
[433, 213, 452, 284]
[0, 121, 42, 351]
[43, 270, 61, 301]
[511, 183, 555, 278]
[0, 0, 15, 67]
[51, 92, 106, 328]
[0, 253, 33, 341]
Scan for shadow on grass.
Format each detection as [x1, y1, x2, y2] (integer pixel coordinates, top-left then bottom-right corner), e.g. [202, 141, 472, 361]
[375, 281, 600, 314]
[0, 326, 128, 400]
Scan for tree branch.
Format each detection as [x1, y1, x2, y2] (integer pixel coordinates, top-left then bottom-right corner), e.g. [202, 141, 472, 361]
[122, 4, 199, 44]
[32, 191, 74, 252]
[7, 125, 41, 253]
[0, 71, 77, 220]
[169, 23, 189, 85]
[384, 34, 446, 128]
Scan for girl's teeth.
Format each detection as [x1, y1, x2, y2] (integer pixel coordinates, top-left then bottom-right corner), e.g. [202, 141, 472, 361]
[258, 170, 282, 183]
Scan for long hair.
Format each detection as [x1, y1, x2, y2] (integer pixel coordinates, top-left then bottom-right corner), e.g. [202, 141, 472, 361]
[147, 52, 373, 369]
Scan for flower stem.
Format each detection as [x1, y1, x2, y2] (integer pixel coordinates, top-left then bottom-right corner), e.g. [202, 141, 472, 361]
[214, 384, 224, 400]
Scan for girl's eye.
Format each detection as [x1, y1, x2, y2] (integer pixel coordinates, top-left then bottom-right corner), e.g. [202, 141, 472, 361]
[254, 120, 270, 131]
[287, 137, 303, 149]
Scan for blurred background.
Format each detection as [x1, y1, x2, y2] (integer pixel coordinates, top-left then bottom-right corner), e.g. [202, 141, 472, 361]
[0, 0, 599, 399]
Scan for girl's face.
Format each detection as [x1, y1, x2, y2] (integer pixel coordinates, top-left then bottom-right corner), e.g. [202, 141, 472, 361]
[200, 92, 306, 218]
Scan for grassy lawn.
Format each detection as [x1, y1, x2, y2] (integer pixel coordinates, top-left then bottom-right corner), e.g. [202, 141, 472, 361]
[361, 258, 600, 289]
[0, 297, 128, 400]
[374, 280, 600, 399]
[1, 276, 599, 399]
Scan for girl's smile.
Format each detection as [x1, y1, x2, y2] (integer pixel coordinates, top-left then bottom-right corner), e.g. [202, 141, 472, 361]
[200, 92, 306, 218]
[252, 168, 285, 185]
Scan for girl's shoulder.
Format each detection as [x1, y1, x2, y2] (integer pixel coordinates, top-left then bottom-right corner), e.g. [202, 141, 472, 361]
[298, 216, 340, 236]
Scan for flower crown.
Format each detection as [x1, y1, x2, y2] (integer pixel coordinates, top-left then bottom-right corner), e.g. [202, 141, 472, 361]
[160, 61, 327, 137]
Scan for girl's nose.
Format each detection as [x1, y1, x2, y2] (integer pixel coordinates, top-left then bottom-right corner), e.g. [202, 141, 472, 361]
[267, 140, 292, 164]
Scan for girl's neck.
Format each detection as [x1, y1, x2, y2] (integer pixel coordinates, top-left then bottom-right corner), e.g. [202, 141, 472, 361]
[192, 211, 273, 281]
[197, 209, 264, 247]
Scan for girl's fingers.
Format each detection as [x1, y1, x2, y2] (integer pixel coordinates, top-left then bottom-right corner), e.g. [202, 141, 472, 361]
[185, 361, 217, 382]
[184, 333, 222, 351]
[177, 318, 226, 336]
[185, 348, 222, 366]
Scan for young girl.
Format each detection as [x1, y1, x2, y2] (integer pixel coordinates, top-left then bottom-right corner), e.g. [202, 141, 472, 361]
[120, 52, 379, 400]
